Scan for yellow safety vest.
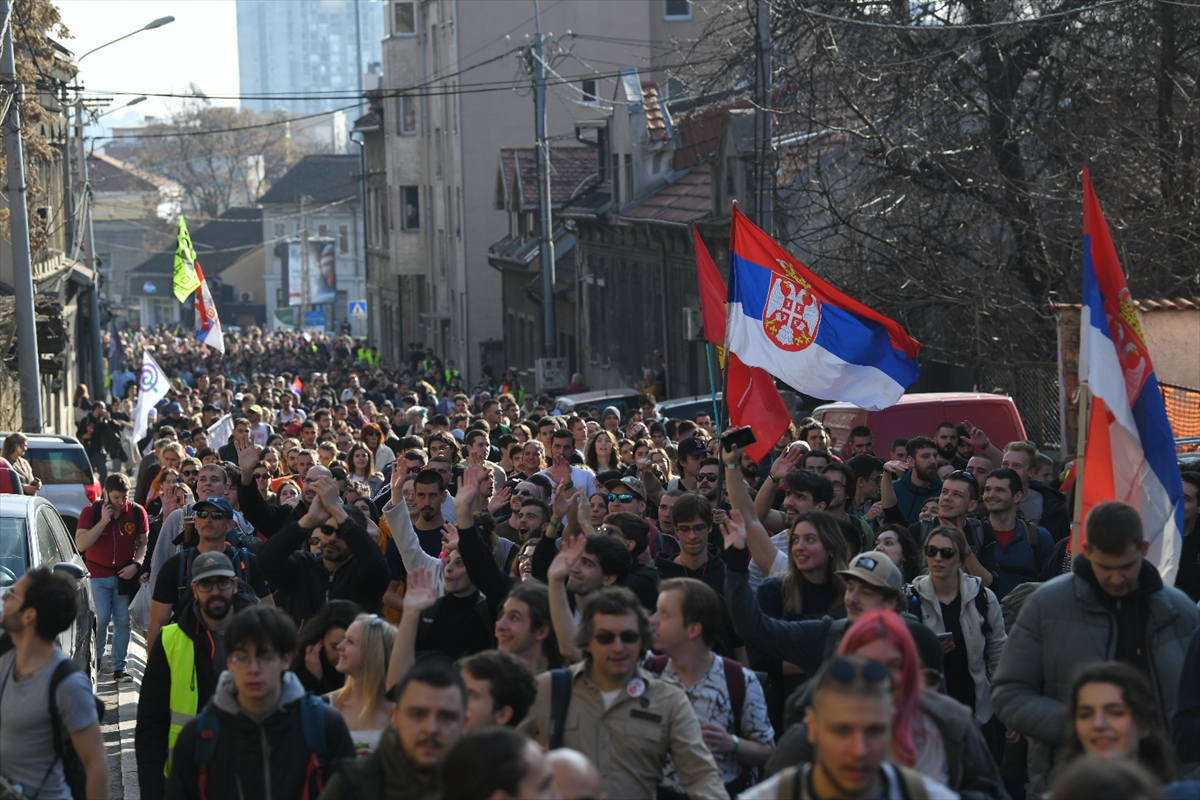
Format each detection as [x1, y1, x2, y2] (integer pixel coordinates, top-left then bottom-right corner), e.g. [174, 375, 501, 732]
[161, 625, 200, 777]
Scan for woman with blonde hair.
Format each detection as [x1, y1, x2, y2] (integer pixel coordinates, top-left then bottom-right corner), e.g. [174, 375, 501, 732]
[326, 613, 398, 756]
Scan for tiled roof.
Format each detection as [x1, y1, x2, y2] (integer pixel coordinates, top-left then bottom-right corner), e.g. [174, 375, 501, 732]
[132, 208, 264, 276]
[89, 152, 177, 193]
[642, 82, 670, 144]
[620, 162, 713, 226]
[498, 146, 599, 209]
[673, 104, 739, 171]
[1051, 297, 1200, 312]
[257, 154, 360, 205]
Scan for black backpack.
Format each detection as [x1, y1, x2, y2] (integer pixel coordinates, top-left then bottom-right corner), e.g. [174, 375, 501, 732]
[0, 657, 106, 800]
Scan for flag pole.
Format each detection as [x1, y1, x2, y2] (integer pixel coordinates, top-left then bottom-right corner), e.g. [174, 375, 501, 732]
[1070, 383, 1090, 557]
[705, 342, 722, 438]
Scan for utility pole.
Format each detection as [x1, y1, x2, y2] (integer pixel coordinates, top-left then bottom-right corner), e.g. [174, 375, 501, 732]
[74, 95, 106, 398]
[299, 194, 310, 330]
[533, 0, 556, 358]
[755, 0, 773, 234]
[2, 0, 43, 431]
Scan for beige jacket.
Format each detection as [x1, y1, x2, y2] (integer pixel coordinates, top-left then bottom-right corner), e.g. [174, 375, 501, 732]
[519, 661, 727, 799]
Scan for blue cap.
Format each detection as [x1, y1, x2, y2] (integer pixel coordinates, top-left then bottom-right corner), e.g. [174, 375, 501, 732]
[193, 496, 234, 517]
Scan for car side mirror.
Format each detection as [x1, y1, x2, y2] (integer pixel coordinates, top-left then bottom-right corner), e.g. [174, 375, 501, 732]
[52, 562, 88, 581]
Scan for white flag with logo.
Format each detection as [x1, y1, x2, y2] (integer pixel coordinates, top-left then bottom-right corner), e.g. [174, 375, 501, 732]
[131, 351, 171, 444]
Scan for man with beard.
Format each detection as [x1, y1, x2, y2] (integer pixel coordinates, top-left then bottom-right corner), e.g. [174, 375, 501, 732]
[137, 551, 253, 798]
[935, 422, 968, 469]
[890, 436, 943, 525]
[321, 660, 466, 800]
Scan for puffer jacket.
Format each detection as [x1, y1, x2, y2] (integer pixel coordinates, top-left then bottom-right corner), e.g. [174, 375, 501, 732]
[991, 556, 1199, 796]
[165, 671, 355, 800]
[912, 571, 1006, 723]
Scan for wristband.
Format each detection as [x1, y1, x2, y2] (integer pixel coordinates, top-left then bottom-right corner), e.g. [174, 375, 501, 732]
[772, 475, 784, 485]
[547, 519, 559, 530]
[732, 735, 740, 753]
[724, 461, 739, 470]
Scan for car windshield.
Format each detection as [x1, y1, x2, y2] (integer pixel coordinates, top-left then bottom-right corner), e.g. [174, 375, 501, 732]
[0, 517, 28, 587]
[26, 447, 93, 485]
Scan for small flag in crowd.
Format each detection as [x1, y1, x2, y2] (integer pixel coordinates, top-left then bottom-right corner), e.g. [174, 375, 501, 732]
[207, 413, 233, 452]
[131, 350, 170, 444]
[725, 206, 921, 411]
[1077, 167, 1183, 580]
[694, 225, 788, 462]
[291, 377, 303, 395]
[106, 318, 125, 365]
[173, 214, 202, 303]
[194, 263, 225, 353]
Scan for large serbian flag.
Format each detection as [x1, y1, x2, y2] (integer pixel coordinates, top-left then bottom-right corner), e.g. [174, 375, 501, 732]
[725, 206, 921, 411]
[194, 263, 226, 353]
[1078, 167, 1183, 580]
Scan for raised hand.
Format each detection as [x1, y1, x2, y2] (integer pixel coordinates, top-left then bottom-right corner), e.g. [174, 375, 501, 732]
[883, 459, 908, 476]
[236, 437, 262, 473]
[456, 464, 485, 519]
[719, 509, 747, 550]
[547, 533, 587, 584]
[390, 461, 406, 499]
[770, 445, 804, 481]
[304, 642, 325, 680]
[403, 566, 439, 612]
[551, 482, 579, 525]
[548, 453, 572, 487]
[440, 522, 459, 553]
[487, 485, 512, 515]
[961, 419, 989, 450]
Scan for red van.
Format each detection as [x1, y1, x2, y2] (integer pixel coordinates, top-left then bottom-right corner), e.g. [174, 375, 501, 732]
[812, 392, 1027, 457]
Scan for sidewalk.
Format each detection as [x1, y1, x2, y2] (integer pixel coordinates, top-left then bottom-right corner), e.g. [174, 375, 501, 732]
[99, 627, 145, 800]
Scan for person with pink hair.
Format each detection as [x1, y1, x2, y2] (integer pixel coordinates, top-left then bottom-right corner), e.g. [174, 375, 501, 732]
[762, 609, 1007, 800]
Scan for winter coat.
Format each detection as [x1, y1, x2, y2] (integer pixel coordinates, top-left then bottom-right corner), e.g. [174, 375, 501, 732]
[991, 557, 1199, 795]
[912, 571, 1006, 723]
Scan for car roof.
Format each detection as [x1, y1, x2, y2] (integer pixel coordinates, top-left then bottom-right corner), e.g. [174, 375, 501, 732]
[555, 388, 641, 404]
[0, 432, 83, 446]
[0, 494, 49, 516]
[812, 392, 1017, 412]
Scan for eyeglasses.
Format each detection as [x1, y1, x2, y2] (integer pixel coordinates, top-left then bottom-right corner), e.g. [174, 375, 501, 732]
[308, 537, 321, 547]
[924, 546, 958, 560]
[593, 630, 640, 645]
[696, 472, 720, 483]
[826, 657, 890, 685]
[514, 488, 535, 497]
[193, 576, 234, 592]
[182, 469, 199, 477]
[253, 473, 269, 480]
[607, 493, 636, 504]
[194, 510, 228, 520]
[228, 651, 283, 667]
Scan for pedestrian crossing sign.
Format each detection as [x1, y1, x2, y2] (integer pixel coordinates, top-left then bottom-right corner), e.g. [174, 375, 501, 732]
[349, 300, 367, 318]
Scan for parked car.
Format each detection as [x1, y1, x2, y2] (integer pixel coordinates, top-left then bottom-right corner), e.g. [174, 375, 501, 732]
[656, 394, 724, 424]
[0, 495, 97, 683]
[0, 433, 97, 532]
[554, 388, 643, 418]
[812, 392, 1028, 457]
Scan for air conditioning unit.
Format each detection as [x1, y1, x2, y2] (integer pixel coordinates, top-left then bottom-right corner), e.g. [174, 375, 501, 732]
[682, 306, 704, 341]
[240, 291, 254, 302]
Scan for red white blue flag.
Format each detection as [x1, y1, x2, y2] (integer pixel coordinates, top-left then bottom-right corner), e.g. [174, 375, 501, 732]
[725, 206, 921, 411]
[194, 262, 225, 353]
[1079, 167, 1183, 579]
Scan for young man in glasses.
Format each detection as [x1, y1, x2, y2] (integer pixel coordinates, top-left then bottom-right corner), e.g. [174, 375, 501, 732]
[907, 469, 997, 589]
[147, 496, 272, 652]
[136, 551, 256, 798]
[520, 586, 727, 800]
[740, 655, 956, 799]
[166, 606, 355, 800]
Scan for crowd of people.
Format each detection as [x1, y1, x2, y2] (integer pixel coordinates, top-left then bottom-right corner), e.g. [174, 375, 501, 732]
[1, 325, 1198, 800]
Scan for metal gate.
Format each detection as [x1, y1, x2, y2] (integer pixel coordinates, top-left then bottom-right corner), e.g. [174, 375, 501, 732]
[978, 363, 1061, 450]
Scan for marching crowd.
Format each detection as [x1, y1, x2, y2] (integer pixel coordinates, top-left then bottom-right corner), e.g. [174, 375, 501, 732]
[1, 326, 1199, 800]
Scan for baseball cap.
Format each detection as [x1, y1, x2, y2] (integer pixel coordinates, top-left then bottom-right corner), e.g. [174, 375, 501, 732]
[190, 551, 236, 583]
[604, 476, 647, 501]
[193, 496, 235, 517]
[836, 550, 902, 592]
[249, 405, 263, 415]
[677, 436, 707, 459]
[168, 401, 185, 415]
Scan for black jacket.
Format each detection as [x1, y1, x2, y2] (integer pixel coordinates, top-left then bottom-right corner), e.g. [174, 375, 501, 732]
[1028, 479, 1070, 543]
[654, 546, 742, 657]
[238, 478, 306, 538]
[165, 671, 355, 800]
[136, 595, 255, 799]
[258, 516, 390, 625]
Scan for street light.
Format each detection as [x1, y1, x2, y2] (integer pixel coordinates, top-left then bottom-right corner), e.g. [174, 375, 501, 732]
[96, 96, 148, 117]
[77, 17, 175, 62]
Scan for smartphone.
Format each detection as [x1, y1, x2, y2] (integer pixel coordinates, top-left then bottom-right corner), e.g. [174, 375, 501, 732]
[722, 427, 757, 451]
[936, 631, 954, 640]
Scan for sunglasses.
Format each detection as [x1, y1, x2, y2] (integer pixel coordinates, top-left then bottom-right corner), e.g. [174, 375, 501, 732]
[253, 473, 269, 480]
[308, 537, 321, 547]
[696, 472, 720, 482]
[948, 469, 977, 484]
[925, 546, 958, 560]
[182, 469, 199, 477]
[514, 489, 536, 497]
[593, 630, 640, 645]
[607, 493, 636, 504]
[194, 510, 228, 520]
[827, 657, 889, 685]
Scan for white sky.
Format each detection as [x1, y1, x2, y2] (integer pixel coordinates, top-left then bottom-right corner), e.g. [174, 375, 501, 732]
[56, 0, 240, 135]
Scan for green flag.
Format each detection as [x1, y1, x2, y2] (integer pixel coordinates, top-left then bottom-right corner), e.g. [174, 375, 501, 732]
[173, 214, 201, 303]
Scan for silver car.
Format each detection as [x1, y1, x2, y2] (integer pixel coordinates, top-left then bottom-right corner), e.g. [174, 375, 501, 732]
[0, 495, 97, 683]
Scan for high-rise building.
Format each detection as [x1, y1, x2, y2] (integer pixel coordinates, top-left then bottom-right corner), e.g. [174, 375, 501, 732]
[237, 0, 384, 118]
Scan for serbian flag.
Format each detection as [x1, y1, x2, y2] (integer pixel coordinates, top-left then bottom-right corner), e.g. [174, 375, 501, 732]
[725, 206, 921, 411]
[1077, 167, 1183, 580]
[695, 226, 788, 462]
[194, 263, 225, 353]
[291, 377, 303, 395]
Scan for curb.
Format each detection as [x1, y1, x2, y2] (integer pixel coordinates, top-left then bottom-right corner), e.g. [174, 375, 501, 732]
[119, 629, 147, 800]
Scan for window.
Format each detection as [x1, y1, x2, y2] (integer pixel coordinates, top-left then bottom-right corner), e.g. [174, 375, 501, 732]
[273, 222, 285, 238]
[392, 0, 416, 35]
[664, 0, 692, 20]
[401, 186, 420, 231]
[581, 79, 598, 105]
[399, 94, 417, 134]
[339, 225, 349, 253]
[318, 224, 328, 238]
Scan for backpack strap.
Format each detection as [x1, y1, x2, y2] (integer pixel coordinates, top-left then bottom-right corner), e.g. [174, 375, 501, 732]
[548, 668, 573, 750]
[1022, 520, 1043, 574]
[178, 547, 196, 600]
[297, 694, 328, 800]
[894, 764, 930, 800]
[192, 705, 221, 800]
[719, 657, 746, 735]
[973, 585, 992, 640]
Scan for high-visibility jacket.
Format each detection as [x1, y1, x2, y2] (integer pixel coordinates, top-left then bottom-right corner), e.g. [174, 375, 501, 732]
[161, 624, 200, 777]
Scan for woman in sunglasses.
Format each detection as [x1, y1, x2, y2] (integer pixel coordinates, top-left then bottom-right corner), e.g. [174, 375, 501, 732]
[911, 525, 1007, 737]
